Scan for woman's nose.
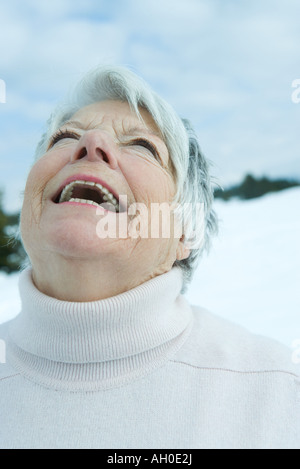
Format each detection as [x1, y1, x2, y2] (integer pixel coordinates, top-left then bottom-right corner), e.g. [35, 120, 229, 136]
[71, 130, 118, 169]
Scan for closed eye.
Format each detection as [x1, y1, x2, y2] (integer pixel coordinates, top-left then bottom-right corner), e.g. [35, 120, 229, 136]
[48, 129, 80, 148]
[129, 138, 160, 159]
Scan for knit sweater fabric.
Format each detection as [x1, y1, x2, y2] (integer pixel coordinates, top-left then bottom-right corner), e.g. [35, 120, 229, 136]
[0, 267, 299, 449]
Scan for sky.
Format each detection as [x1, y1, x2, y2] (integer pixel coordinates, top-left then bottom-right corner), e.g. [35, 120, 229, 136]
[0, 0, 300, 212]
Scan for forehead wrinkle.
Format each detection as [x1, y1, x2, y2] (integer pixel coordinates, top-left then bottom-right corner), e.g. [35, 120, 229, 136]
[60, 119, 85, 130]
[61, 111, 167, 149]
[122, 125, 163, 140]
[120, 116, 167, 148]
[62, 113, 132, 136]
[61, 115, 107, 131]
[86, 114, 106, 130]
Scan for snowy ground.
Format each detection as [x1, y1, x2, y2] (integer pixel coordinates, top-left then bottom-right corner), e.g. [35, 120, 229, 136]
[187, 187, 300, 348]
[0, 188, 299, 348]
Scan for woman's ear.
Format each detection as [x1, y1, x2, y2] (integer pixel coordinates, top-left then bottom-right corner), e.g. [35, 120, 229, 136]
[176, 235, 190, 261]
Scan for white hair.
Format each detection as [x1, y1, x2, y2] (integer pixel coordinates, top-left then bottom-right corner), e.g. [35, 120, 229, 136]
[25, 65, 218, 291]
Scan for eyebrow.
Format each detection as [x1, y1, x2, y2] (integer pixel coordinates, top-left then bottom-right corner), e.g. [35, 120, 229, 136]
[122, 126, 164, 141]
[61, 121, 164, 142]
[61, 120, 86, 130]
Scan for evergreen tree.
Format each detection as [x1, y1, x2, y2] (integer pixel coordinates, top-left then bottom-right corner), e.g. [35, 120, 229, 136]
[214, 174, 300, 201]
[0, 190, 26, 274]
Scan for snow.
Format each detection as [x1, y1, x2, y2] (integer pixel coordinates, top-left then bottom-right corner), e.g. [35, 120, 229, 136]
[186, 187, 300, 347]
[0, 188, 299, 347]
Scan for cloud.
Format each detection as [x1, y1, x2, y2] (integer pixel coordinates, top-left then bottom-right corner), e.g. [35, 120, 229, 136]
[1, 0, 300, 212]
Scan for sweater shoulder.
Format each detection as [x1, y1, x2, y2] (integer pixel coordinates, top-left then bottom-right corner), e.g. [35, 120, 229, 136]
[174, 304, 300, 377]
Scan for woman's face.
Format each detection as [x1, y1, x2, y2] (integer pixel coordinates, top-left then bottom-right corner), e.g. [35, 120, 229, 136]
[21, 100, 188, 283]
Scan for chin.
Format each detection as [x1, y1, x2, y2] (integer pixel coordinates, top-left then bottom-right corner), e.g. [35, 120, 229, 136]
[51, 230, 125, 260]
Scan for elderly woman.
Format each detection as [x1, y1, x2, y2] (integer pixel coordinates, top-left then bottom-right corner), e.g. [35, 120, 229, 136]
[0, 66, 299, 449]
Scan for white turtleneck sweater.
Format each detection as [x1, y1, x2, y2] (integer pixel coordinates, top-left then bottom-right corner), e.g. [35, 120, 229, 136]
[0, 267, 299, 449]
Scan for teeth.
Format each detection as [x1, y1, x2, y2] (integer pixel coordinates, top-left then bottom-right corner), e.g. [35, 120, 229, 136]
[58, 179, 119, 211]
[69, 198, 100, 207]
[59, 184, 74, 203]
[68, 198, 119, 211]
[70, 198, 109, 208]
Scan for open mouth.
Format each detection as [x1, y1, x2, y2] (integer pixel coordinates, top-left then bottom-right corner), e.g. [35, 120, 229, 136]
[53, 179, 121, 212]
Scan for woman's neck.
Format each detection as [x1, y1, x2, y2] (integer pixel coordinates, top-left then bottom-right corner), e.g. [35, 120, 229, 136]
[30, 250, 175, 302]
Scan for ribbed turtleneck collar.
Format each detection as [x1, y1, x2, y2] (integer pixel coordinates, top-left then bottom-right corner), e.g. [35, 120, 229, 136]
[7, 267, 193, 391]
